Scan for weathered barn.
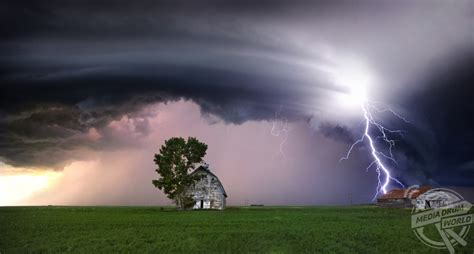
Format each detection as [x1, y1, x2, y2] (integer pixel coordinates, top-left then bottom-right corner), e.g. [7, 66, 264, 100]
[186, 165, 227, 210]
[414, 189, 458, 209]
[377, 186, 431, 208]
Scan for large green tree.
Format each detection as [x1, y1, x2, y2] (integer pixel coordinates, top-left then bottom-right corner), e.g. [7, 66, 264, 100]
[152, 137, 208, 210]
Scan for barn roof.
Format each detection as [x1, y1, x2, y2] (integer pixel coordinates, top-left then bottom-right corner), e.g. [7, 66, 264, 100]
[190, 165, 228, 197]
[378, 189, 405, 200]
[377, 186, 431, 200]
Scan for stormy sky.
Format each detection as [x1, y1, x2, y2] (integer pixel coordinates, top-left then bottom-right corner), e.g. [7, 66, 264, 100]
[0, 0, 473, 205]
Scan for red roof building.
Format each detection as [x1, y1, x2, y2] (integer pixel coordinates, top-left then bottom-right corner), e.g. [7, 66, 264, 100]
[376, 186, 431, 208]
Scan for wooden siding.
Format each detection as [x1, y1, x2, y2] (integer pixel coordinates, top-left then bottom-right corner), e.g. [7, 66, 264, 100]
[186, 169, 226, 210]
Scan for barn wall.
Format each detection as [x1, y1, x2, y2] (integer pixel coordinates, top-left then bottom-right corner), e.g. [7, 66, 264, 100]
[186, 171, 226, 210]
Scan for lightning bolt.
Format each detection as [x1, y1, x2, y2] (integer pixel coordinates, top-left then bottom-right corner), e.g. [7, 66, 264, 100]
[340, 100, 407, 200]
[270, 107, 290, 158]
[320, 58, 409, 200]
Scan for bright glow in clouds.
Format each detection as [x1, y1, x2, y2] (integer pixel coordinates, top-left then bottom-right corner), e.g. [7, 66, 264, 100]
[332, 60, 371, 104]
[0, 171, 61, 205]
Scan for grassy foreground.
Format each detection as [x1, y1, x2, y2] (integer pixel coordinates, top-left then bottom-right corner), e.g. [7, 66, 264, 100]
[1, 206, 473, 253]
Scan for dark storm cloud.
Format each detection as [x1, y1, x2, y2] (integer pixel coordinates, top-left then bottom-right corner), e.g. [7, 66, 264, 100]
[399, 51, 474, 186]
[0, 0, 473, 187]
[317, 123, 354, 144]
[0, 0, 330, 168]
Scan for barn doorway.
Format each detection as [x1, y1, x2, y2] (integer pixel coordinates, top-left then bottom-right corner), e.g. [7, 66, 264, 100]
[200, 200, 204, 208]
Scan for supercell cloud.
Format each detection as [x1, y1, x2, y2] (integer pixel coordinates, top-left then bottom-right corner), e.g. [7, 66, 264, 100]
[0, 0, 473, 196]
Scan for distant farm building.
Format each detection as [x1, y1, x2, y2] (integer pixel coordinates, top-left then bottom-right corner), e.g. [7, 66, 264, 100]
[186, 165, 227, 210]
[377, 186, 431, 208]
[414, 189, 460, 209]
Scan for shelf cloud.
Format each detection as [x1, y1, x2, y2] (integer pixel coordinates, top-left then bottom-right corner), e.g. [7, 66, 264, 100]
[1, 0, 472, 190]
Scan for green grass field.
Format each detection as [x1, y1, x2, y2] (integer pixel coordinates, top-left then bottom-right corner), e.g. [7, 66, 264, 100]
[1, 206, 472, 253]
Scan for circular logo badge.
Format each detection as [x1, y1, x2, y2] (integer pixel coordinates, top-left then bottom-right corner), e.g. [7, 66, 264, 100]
[410, 188, 473, 254]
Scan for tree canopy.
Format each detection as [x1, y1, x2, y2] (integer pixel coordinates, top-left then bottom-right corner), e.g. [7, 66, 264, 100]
[152, 137, 208, 209]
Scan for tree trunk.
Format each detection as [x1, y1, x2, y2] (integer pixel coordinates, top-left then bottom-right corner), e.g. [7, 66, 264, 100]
[175, 195, 184, 210]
